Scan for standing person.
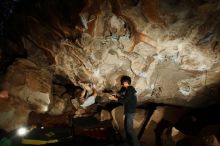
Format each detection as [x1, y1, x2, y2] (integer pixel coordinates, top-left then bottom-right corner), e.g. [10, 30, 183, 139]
[109, 75, 140, 146]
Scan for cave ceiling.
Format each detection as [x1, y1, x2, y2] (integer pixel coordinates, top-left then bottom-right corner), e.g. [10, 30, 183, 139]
[0, 0, 220, 110]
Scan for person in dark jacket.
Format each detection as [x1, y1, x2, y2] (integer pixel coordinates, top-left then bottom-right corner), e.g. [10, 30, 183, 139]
[109, 75, 140, 146]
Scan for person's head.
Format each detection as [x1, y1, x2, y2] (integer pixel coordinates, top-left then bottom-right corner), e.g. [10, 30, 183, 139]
[72, 87, 83, 98]
[120, 75, 131, 88]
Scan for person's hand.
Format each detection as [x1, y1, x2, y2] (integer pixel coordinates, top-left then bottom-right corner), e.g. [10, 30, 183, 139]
[108, 95, 118, 101]
[80, 89, 86, 98]
[92, 88, 97, 97]
[79, 97, 85, 104]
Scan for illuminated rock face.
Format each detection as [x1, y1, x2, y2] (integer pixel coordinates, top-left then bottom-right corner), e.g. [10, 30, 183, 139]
[4, 59, 52, 113]
[111, 106, 147, 138]
[30, 0, 219, 107]
[0, 0, 220, 131]
[0, 98, 30, 132]
[0, 59, 52, 131]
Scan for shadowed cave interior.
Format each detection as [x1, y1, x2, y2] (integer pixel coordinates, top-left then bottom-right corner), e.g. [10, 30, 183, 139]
[0, 0, 220, 146]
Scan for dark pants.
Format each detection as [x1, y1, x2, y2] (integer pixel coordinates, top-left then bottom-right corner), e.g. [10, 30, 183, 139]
[124, 113, 140, 146]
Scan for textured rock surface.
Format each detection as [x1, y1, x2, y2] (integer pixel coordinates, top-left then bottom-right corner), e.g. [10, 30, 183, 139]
[22, 0, 220, 107]
[3, 59, 52, 113]
[0, 0, 220, 131]
[0, 59, 52, 131]
[0, 98, 30, 132]
[6, 1, 218, 107]
[140, 106, 187, 146]
[111, 106, 147, 137]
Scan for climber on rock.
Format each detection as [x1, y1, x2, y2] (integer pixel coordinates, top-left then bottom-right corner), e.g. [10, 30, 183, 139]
[70, 83, 98, 117]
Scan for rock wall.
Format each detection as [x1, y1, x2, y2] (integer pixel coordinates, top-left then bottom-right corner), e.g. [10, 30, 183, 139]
[0, 0, 220, 131]
[20, 0, 220, 107]
[0, 59, 52, 131]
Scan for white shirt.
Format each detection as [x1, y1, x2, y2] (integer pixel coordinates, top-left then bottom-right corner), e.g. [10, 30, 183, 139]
[80, 95, 96, 109]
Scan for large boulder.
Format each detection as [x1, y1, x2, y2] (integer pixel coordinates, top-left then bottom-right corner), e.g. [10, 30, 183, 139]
[140, 106, 188, 146]
[0, 1, 219, 133]
[17, 0, 220, 108]
[111, 106, 147, 138]
[3, 59, 52, 113]
[0, 59, 52, 131]
[0, 98, 30, 132]
[48, 96, 65, 115]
